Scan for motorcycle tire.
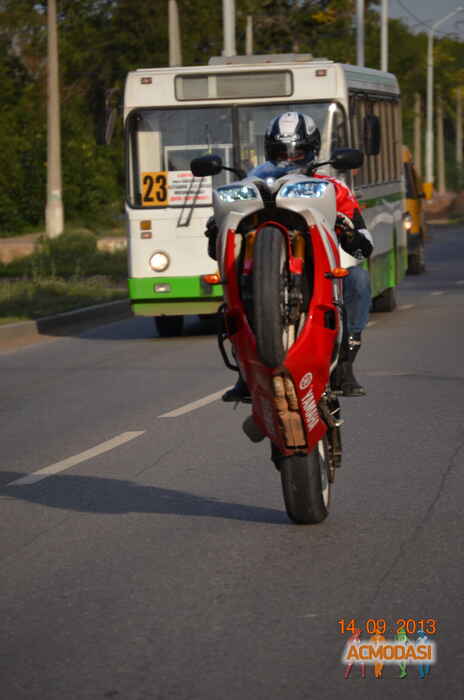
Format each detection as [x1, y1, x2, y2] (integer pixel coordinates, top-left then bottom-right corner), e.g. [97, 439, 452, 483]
[252, 225, 289, 368]
[278, 438, 331, 524]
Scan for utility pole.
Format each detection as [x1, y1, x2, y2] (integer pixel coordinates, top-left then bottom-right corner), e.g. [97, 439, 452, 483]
[414, 93, 422, 174]
[356, 0, 365, 67]
[457, 88, 463, 179]
[425, 7, 463, 197]
[436, 93, 446, 194]
[381, 0, 388, 71]
[246, 15, 253, 55]
[45, 0, 63, 239]
[222, 0, 236, 57]
[168, 0, 182, 66]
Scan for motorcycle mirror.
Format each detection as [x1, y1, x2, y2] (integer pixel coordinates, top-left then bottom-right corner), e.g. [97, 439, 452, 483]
[330, 148, 364, 171]
[190, 154, 223, 177]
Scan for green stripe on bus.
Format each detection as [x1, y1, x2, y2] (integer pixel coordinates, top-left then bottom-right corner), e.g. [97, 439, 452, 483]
[369, 244, 407, 297]
[128, 276, 224, 301]
[370, 249, 396, 297]
[358, 192, 403, 208]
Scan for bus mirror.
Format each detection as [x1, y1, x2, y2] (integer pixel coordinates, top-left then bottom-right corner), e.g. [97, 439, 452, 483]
[363, 114, 381, 155]
[190, 154, 223, 177]
[96, 87, 120, 146]
[330, 148, 364, 171]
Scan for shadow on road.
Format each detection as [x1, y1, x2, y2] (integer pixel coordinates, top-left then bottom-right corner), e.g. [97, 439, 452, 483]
[59, 314, 220, 343]
[1, 472, 288, 525]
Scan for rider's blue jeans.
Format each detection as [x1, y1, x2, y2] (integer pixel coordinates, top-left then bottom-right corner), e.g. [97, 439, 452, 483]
[343, 265, 371, 335]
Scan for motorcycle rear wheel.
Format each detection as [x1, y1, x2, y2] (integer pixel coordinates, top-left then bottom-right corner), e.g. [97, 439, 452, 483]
[252, 225, 290, 368]
[277, 438, 331, 524]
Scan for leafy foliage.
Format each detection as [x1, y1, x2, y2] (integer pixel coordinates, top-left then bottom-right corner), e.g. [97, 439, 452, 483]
[0, 232, 127, 281]
[0, 0, 463, 237]
[0, 277, 126, 321]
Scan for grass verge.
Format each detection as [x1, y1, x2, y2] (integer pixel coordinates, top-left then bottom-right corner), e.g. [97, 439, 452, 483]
[0, 278, 127, 323]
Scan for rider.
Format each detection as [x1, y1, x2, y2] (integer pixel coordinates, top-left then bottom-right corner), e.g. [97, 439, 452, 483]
[205, 111, 373, 400]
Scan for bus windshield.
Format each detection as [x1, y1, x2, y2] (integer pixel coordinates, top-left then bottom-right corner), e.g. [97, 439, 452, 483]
[236, 101, 343, 171]
[127, 101, 344, 207]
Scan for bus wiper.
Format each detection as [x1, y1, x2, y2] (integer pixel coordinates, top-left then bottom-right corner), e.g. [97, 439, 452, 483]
[176, 175, 204, 228]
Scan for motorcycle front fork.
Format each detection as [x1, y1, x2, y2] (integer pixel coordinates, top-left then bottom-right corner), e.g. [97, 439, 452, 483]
[318, 392, 343, 482]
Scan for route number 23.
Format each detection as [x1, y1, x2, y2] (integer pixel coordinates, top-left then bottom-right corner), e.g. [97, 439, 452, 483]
[141, 171, 168, 206]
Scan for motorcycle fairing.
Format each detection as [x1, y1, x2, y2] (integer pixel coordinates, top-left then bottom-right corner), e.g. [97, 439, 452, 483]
[222, 218, 343, 456]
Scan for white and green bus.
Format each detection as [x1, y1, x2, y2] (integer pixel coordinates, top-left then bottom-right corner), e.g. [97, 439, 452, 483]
[124, 54, 405, 335]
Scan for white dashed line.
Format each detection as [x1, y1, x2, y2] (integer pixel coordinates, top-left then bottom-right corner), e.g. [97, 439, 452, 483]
[431, 291, 445, 296]
[366, 321, 377, 327]
[398, 304, 415, 310]
[6, 432, 145, 487]
[159, 387, 233, 418]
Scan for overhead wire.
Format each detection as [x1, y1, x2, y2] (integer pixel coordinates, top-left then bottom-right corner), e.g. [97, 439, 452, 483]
[394, 0, 464, 38]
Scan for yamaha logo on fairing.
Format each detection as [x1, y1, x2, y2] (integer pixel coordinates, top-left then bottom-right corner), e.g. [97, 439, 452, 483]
[301, 387, 319, 431]
[299, 372, 313, 391]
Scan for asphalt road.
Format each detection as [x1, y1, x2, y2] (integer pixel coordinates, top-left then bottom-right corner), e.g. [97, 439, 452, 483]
[1, 224, 463, 698]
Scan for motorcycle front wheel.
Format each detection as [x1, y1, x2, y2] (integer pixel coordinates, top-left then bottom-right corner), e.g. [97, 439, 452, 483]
[252, 225, 293, 368]
[276, 438, 331, 524]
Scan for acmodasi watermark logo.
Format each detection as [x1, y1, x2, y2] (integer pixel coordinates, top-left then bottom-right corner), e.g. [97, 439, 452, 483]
[339, 619, 437, 680]
[342, 636, 436, 664]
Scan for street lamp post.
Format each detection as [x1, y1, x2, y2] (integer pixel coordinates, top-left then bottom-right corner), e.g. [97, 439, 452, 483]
[222, 0, 236, 57]
[356, 0, 364, 67]
[425, 7, 463, 198]
[381, 0, 388, 72]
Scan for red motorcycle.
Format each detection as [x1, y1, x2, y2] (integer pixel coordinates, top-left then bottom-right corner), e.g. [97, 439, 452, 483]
[191, 148, 363, 524]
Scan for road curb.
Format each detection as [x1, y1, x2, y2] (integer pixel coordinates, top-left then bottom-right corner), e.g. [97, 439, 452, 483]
[0, 299, 132, 344]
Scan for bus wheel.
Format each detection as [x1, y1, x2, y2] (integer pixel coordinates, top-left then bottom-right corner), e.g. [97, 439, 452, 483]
[372, 287, 396, 312]
[154, 315, 184, 337]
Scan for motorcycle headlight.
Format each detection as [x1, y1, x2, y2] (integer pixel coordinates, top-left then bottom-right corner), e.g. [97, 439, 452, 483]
[279, 181, 330, 198]
[216, 184, 259, 202]
[149, 251, 170, 272]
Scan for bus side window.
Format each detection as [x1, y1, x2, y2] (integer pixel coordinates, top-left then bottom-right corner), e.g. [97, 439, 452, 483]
[350, 96, 367, 188]
[393, 101, 403, 180]
[330, 104, 348, 153]
[381, 101, 393, 181]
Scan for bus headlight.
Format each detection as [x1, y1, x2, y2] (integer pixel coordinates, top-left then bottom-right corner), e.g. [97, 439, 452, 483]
[403, 213, 413, 231]
[149, 251, 170, 272]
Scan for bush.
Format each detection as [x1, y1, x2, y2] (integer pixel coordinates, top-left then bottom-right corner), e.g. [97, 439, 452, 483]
[0, 277, 127, 320]
[0, 231, 127, 282]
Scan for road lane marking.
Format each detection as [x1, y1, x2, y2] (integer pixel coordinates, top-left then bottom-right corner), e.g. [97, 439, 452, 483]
[398, 304, 415, 310]
[159, 387, 233, 418]
[366, 321, 377, 327]
[6, 432, 145, 487]
[431, 291, 445, 296]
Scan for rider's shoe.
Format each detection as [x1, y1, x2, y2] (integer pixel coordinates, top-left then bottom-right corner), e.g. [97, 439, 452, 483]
[331, 333, 366, 397]
[339, 360, 366, 397]
[222, 375, 251, 403]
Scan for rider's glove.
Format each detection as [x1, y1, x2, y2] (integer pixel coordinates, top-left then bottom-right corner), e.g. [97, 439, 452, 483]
[336, 212, 373, 260]
[205, 216, 219, 261]
[335, 212, 355, 231]
[340, 229, 373, 259]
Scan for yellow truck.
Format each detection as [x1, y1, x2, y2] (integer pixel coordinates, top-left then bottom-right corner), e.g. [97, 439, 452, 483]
[403, 146, 427, 274]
